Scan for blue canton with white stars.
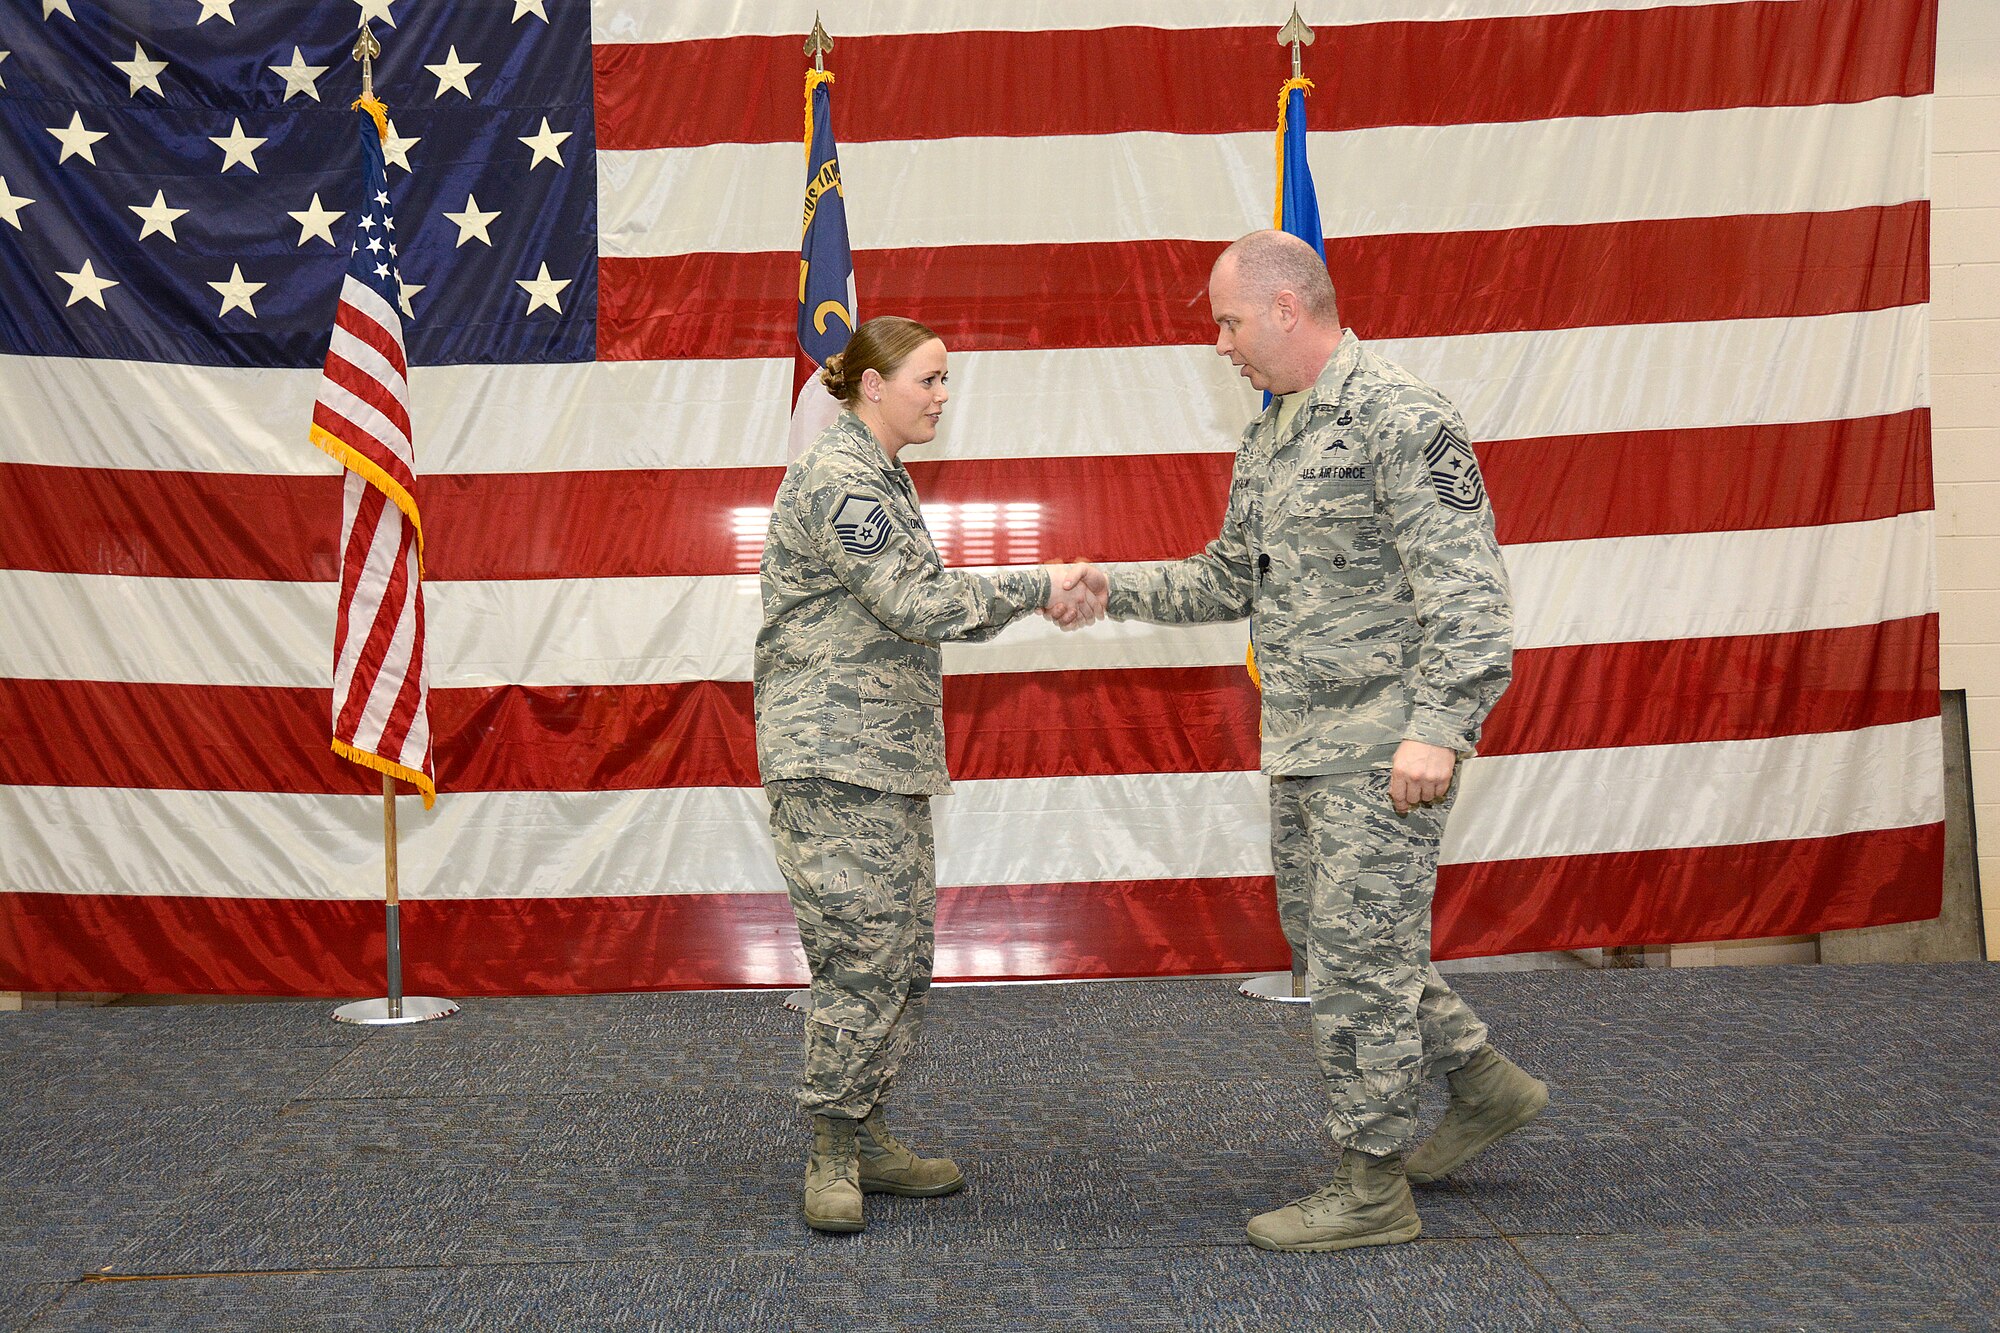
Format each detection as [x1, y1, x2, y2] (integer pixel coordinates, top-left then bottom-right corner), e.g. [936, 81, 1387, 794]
[0, 0, 596, 368]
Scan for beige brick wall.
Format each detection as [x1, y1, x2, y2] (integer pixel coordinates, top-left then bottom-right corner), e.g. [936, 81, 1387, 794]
[1934, 0, 2000, 959]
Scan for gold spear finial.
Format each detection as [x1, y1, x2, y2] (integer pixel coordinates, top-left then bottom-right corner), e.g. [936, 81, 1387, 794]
[1277, 6, 1315, 80]
[805, 14, 833, 72]
[353, 22, 381, 100]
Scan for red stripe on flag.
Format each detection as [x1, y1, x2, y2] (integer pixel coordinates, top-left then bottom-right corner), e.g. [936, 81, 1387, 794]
[334, 503, 416, 748]
[1485, 410, 1933, 543]
[0, 619, 1938, 793]
[0, 412, 1933, 581]
[322, 350, 413, 444]
[334, 301, 409, 382]
[310, 403, 418, 499]
[0, 819, 1943, 994]
[598, 206, 1930, 361]
[1481, 616, 1939, 758]
[371, 540, 426, 759]
[1434, 823, 1945, 960]
[594, 0, 1934, 149]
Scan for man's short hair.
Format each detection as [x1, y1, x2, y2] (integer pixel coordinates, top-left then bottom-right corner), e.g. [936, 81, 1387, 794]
[1218, 229, 1338, 324]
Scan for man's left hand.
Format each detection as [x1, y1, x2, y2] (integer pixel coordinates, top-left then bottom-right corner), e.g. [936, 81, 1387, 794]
[1389, 740, 1456, 814]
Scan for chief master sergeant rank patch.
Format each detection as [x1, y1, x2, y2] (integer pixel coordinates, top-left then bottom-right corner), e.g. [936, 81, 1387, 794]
[1423, 425, 1486, 512]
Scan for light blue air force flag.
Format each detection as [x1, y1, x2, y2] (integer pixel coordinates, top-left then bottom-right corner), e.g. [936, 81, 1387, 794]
[1269, 79, 1327, 409]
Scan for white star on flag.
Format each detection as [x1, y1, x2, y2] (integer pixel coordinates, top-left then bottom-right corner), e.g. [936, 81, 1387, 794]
[519, 117, 571, 170]
[113, 43, 169, 97]
[512, 0, 548, 21]
[0, 51, 11, 89]
[425, 46, 479, 99]
[43, 0, 75, 20]
[443, 194, 501, 247]
[380, 121, 419, 174]
[208, 264, 264, 317]
[195, 0, 236, 24]
[353, 0, 397, 27]
[210, 119, 267, 173]
[288, 194, 344, 246]
[269, 47, 328, 102]
[56, 259, 117, 308]
[0, 177, 34, 230]
[129, 190, 188, 242]
[517, 262, 570, 315]
[397, 279, 424, 318]
[47, 112, 108, 165]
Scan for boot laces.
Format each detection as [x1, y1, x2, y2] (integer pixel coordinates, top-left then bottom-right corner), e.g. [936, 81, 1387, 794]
[1284, 1156, 1354, 1210]
[862, 1117, 907, 1158]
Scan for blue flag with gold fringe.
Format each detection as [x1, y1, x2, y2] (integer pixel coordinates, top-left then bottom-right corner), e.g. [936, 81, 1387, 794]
[1274, 76, 1326, 263]
[789, 67, 857, 456]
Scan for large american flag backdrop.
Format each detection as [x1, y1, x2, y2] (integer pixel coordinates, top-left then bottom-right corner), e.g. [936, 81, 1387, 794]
[0, 0, 1941, 996]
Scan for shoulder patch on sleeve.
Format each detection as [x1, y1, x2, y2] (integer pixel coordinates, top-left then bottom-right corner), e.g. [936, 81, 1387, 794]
[831, 492, 894, 556]
[1422, 424, 1486, 513]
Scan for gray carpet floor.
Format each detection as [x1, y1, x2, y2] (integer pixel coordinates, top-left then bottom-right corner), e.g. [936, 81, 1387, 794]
[3, 963, 1996, 1331]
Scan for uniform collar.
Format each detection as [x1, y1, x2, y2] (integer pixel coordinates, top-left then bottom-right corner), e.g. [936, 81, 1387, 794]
[827, 410, 905, 481]
[1264, 330, 1362, 450]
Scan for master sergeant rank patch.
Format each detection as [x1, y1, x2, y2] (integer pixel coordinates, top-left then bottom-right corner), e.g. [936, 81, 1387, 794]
[831, 493, 894, 556]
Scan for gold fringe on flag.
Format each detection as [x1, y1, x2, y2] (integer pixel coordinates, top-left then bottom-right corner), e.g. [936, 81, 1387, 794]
[309, 423, 426, 575]
[333, 737, 437, 809]
[1272, 75, 1315, 227]
[804, 68, 836, 158]
[351, 93, 391, 140]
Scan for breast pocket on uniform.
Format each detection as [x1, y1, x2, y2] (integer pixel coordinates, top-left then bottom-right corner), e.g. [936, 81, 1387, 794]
[1297, 488, 1384, 591]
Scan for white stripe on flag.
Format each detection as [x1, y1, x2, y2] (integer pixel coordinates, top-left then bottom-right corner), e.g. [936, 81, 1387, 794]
[0, 716, 1942, 901]
[603, 99, 1928, 256]
[595, 0, 1767, 45]
[0, 307, 1928, 475]
[1446, 717, 1946, 863]
[0, 511, 1938, 687]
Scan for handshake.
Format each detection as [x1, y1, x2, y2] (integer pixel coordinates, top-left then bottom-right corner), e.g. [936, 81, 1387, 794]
[1041, 563, 1109, 631]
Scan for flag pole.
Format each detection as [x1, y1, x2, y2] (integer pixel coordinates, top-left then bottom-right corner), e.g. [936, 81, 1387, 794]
[782, 12, 839, 1016]
[329, 21, 456, 1027]
[382, 772, 402, 1016]
[1240, 5, 1319, 1008]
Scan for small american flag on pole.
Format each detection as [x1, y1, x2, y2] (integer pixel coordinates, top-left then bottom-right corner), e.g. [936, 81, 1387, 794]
[310, 95, 433, 809]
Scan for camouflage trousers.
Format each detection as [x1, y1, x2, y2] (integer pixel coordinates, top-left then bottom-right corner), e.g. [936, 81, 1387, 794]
[767, 778, 936, 1120]
[1272, 769, 1490, 1156]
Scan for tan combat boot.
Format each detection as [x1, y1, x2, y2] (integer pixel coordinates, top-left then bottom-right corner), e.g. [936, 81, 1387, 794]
[804, 1114, 864, 1233]
[1246, 1149, 1422, 1252]
[857, 1108, 965, 1197]
[1405, 1045, 1549, 1184]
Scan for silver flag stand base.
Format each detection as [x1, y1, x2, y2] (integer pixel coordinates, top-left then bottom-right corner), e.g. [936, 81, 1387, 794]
[1239, 971, 1311, 1004]
[780, 988, 811, 1014]
[333, 995, 460, 1026]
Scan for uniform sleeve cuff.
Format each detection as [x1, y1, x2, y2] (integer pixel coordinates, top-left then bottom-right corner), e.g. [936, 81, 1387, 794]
[1405, 715, 1474, 755]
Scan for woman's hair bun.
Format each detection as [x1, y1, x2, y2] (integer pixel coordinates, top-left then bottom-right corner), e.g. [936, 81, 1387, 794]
[818, 353, 848, 396]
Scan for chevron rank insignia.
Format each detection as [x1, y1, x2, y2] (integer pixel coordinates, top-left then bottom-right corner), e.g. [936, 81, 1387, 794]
[831, 493, 894, 556]
[1422, 425, 1486, 512]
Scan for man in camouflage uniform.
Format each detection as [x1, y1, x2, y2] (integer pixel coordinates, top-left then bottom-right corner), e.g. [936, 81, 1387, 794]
[1100, 230, 1550, 1252]
[757, 406, 1066, 1233]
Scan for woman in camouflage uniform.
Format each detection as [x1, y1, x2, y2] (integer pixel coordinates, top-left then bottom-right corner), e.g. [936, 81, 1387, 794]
[754, 316, 1098, 1232]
